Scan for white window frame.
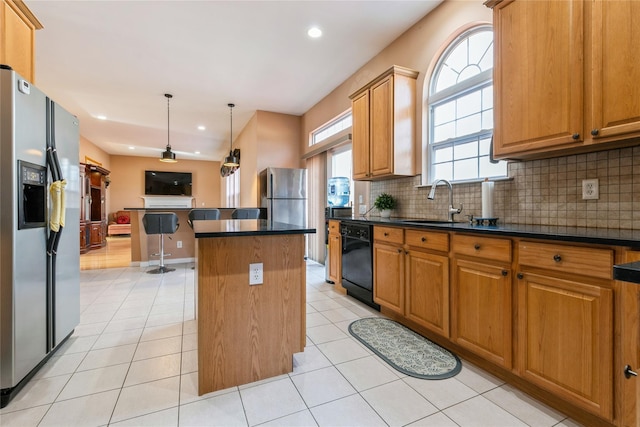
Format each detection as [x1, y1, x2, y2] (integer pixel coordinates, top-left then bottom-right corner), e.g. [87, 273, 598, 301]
[310, 111, 352, 146]
[425, 25, 507, 185]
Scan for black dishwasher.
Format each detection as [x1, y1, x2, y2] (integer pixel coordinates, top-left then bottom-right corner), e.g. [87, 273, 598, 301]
[341, 222, 380, 310]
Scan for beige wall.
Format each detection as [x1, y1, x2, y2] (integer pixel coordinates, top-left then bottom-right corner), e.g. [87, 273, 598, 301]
[225, 110, 302, 207]
[300, 0, 492, 174]
[108, 155, 220, 214]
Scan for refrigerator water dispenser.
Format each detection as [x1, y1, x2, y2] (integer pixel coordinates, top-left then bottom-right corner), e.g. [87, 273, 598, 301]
[17, 160, 46, 229]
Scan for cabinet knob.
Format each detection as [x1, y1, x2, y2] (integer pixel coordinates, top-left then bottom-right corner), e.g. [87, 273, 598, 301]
[517, 273, 524, 280]
[501, 270, 508, 276]
[397, 249, 403, 254]
[384, 232, 389, 237]
[572, 133, 580, 140]
[421, 237, 427, 242]
[624, 365, 638, 379]
[591, 129, 599, 136]
[405, 251, 409, 255]
[474, 244, 481, 250]
[553, 254, 562, 262]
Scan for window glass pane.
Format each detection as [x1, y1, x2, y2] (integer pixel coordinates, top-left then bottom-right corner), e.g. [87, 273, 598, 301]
[480, 156, 508, 177]
[454, 141, 477, 160]
[457, 91, 482, 118]
[479, 137, 491, 155]
[433, 101, 455, 126]
[434, 122, 455, 143]
[434, 162, 453, 181]
[468, 32, 493, 68]
[428, 26, 507, 183]
[433, 146, 453, 163]
[482, 110, 493, 130]
[311, 113, 352, 145]
[453, 158, 478, 180]
[435, 67, 458, 93]
[456, 113, 482, 137]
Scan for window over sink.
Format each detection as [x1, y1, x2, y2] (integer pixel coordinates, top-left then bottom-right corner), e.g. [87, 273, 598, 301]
[426, 25, 507, 183]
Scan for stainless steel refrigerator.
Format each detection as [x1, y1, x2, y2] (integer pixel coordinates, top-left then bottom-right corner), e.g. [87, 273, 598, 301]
[259, 167, 307, 227]
[0, 65, 80, 408]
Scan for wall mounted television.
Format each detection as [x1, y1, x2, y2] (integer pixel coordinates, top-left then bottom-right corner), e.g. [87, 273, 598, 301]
[145, 170, 192, 196]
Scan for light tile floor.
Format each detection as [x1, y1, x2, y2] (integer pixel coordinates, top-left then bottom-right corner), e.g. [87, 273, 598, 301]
[0, 261, 584, 427]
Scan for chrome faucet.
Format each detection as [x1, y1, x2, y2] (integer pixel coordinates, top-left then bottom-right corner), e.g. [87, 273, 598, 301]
[427, 178, 463, 222]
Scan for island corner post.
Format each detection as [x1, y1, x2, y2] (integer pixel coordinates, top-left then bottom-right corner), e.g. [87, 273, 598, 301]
[196, 233, 306, 395]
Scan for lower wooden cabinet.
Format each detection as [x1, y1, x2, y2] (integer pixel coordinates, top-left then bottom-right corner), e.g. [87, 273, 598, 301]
[452, 258, 512, 368]
[373, 239, 405, 314]
[374, 226, 450, 335]
[89, 220, 106, 249]
[327, 220, 342, 284]
[517, 240, 614, 420]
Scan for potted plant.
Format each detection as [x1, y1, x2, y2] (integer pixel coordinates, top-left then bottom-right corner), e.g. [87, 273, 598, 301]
[374, 193, 397, 218]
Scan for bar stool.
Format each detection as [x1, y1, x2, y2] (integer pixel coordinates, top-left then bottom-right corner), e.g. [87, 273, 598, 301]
[142, 212, 180, 274]
[231, 208, 261, 219]
[187, 208, 220, 228]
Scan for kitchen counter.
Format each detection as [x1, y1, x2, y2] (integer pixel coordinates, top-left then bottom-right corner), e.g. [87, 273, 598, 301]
[193, 220, 314, 395]
[613, 261, 640, 284]
[330, 216, 640, 248]
[192, 219, 315, 238]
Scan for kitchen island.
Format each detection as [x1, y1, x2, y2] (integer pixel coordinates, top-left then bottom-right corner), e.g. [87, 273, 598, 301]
[192, 219, 315, 395]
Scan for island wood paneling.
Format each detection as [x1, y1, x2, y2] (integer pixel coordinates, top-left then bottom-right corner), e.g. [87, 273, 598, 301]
[197, 234, 305, 395]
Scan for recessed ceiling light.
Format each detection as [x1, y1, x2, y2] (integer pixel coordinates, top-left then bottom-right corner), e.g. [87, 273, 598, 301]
[195, 151, 200, 154]
[128, 146, 135, 150]
[197, 125, 205, 131]
[307, 27, 322, 38]
[97, 115, 107, 120]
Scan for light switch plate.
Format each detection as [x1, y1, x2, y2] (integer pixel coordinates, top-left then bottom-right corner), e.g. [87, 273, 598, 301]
[359, 204, 367, 215]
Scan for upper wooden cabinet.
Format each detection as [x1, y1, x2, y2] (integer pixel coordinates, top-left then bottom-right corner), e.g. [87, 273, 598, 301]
[0, 0, 42, 83]
[349, 66, 418, 180]
[487, 0, 640, 159]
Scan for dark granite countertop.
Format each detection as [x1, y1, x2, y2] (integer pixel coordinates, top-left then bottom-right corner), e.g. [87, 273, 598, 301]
[613, 262, 640, 284]
[329, 216, 640, 248]
[192, 219, 316, 238]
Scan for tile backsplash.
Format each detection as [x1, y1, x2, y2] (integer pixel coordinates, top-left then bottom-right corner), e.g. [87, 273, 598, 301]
[370, 145, 640, 230]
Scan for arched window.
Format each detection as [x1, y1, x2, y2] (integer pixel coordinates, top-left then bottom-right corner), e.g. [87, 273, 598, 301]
[427, 26, 506, 182]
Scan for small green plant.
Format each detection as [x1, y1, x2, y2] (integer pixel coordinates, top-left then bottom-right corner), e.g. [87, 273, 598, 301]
[374, 193, 397, 210]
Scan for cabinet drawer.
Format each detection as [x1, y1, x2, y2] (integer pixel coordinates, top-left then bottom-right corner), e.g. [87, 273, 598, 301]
[452, 234, 511, 262]
[328, 220, 340, 234]
[405, 229, 449, 252]
[374, 226, 403, 244]
[518, 241, 613, 280]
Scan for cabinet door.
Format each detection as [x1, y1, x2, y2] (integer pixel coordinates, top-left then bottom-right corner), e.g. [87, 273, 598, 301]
[1, 0, 37, 83]
[590, 0, 640, 141]
[369, 75, 393, 177]
[328, 233, 341, 284]
[492, 0, 584, 158]
[406, 249, 449, 337]
[373, 242, 404, 314]
[90, 223, 102, 247]
[351, 91, 370, 180]
[517, 272, 613, 419]
[452, 258, 512, 368]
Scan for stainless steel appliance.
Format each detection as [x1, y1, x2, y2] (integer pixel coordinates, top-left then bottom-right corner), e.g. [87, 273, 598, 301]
[259, 167, 307, 227]
[0, 65, 80, 408]
[324, 206, 352, 282]
[340, 222, 379, 310]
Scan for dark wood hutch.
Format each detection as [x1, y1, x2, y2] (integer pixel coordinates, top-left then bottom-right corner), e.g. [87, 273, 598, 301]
[80, 163, 110, 253]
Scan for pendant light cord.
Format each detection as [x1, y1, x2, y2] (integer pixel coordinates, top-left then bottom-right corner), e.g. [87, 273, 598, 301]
[167, 94, 171, 149]
[228, 103, 235, 153]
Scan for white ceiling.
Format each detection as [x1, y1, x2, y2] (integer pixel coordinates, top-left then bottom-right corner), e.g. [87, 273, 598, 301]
[26, 0, 442, 161]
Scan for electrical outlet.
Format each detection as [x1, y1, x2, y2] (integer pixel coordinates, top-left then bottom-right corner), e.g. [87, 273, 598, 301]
[176, 240, 182, 248]
[249, 262, 263, 285]
[582, 179, 599, 200]
[359, 204, 367, 215]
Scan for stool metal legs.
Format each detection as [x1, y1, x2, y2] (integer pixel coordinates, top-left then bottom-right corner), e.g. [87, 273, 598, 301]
[147, 233, 175, 274]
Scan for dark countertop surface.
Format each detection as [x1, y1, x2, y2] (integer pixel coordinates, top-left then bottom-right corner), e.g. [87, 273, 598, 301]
[330, 216, 640, 248]
[193, 219, 316, 238]
[613, 262, 640, 284]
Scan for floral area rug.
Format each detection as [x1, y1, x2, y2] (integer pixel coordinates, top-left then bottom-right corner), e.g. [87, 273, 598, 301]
[348, 317, 461, 379]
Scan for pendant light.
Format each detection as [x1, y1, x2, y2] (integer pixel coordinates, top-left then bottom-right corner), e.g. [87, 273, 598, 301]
[160, 93, 177, 163]
[223, 103, 239, 167]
